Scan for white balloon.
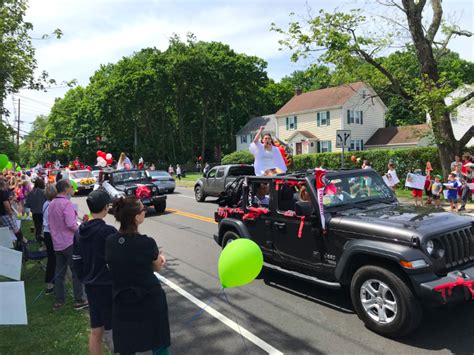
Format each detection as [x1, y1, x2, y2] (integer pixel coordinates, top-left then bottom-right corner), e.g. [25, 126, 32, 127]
[97, 157, 107, 167]
[106, 153, 112, 160]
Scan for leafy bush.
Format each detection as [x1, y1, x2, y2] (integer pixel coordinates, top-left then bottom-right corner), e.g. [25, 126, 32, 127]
[221, 150, 254, 165]
[292, 147, 474, 182]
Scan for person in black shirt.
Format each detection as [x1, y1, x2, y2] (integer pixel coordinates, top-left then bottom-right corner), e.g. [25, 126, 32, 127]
[0, 179, 26, 250]
[73, 190, 117, 354]
[106, 196, 170, 355]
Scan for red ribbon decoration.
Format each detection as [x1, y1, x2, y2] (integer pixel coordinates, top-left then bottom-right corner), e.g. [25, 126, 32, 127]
[243, 207, 269, 220]
[135, 185, 151, 199]
[433, 277, 474, 303]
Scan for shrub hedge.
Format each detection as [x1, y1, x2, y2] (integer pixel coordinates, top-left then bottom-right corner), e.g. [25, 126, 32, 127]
[293, 146, 474, 182]
[221, 150, 254, 165]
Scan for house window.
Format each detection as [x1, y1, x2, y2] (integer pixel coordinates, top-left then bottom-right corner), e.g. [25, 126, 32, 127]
[450, 112, 458, 122]
[286, 116, 297, 130]
[317, 111, 330, 126]
[240, 135, 248, 144]
[347, 110, 363, 125]
[320, 140, 332, 153]
[349, 139, 364, 151]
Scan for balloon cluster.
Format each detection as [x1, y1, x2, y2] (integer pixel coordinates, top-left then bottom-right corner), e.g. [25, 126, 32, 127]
[96, 151, 113, 168]
[0, 154, 16, 171]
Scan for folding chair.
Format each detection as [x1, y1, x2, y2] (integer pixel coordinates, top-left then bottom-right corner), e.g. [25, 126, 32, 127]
[21, 239, 47, 271]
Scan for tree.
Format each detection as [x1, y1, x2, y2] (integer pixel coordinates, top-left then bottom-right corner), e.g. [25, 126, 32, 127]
[0, 0, 61, 114]
[272, 0, 473, 176]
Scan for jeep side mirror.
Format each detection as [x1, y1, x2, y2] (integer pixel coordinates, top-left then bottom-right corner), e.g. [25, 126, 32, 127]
[295, 201, 313, 217]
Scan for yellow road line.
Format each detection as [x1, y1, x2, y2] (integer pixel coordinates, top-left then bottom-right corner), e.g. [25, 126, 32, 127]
[166, 208, 217, 224]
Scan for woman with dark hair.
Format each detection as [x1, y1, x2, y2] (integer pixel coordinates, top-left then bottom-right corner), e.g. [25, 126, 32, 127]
[25, 178, 46, 242]
[249, 126, 287, 176]
[106, 196, 170, 355]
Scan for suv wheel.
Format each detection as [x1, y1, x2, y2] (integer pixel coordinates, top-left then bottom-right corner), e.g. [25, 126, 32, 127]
[350, 265, 422, 338]
[222, 230, 239, 248]
[154, 202, 166, 214]
[195, 186, 205, 202]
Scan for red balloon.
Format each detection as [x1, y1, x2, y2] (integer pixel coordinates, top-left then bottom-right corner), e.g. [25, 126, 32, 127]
[96, 150, 102, 157]
[99, 152, 107, 159]
[351, 155, 357, 162]
[106, 159, 112, 165]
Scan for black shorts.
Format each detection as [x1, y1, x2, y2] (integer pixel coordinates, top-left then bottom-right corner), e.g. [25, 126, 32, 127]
[85, 285, 113, 330]
[432, 194, 440, 200]
[425, 188, 432, 197]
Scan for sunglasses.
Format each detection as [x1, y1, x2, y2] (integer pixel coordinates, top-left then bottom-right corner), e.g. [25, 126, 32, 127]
[139, 206, 147, 214]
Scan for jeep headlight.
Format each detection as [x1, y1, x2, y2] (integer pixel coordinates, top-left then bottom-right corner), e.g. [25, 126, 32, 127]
[425, 239, 445, 259]
[151, 187, 157, 193]
[426, 240, 434, 255]
[126, 189, 133, 195]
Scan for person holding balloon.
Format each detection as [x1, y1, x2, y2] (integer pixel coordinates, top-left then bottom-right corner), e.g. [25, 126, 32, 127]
[249, 126, 287, 176]
[105, 196, 170, 354]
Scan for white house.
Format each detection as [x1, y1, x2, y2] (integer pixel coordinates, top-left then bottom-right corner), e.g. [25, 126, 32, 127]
[444, 84, 474, 147]
[235, 115, 276, 151]
[275, 82, 387, 154]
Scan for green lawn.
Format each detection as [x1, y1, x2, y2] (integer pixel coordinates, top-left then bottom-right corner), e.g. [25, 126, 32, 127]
[0, 221, 104, 354]
[175, 172, 201, 188]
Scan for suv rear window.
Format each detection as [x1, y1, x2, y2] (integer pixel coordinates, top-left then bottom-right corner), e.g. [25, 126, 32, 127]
[228, 166, 255, 177]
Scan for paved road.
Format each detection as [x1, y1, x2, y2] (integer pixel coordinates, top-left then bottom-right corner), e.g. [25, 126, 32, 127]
[73, 188, 474, 354]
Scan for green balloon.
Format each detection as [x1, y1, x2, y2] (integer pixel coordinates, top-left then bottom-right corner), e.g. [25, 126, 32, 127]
[5, 161, 13, 170]
[70, 180, 78, 192]
[0, 154, 8, 169]
[16, 165, 22, 172]
[218, 238, 263, 288]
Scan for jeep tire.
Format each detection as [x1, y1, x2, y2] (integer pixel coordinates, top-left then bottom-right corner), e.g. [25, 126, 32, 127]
[194, 185, 205, 202]
[154, 202, 166, 214]
[350, 265, 422, 338]
[222, 230, 239, 248]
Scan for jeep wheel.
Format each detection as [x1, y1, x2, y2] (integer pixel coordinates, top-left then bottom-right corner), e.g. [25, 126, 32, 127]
[195, 186, 205, 202]
[350, 265, 422, 338]
[222, 230, 239, 248]
[154, 202, 166, 214]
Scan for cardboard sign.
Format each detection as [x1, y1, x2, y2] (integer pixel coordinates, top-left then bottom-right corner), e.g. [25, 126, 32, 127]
[0, 246, 22, 280]
[405, 173, 425, 190]
[0, 281, 28, 325]
[0, 227, 13, 248]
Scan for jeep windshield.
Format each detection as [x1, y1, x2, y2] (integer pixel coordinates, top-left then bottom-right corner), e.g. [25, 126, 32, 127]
[311, 170, 396, 208]
[113, 170, 148, 183]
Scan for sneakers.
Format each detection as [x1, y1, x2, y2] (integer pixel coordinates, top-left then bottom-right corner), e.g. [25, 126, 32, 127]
[73, 301, 89, 310]
[53, 303, 64, 311]
[45, 284, 54, 295]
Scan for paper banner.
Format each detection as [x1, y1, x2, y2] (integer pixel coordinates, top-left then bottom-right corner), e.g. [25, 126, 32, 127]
[0, 227, 13, 248]
[0, 281, 28, 325]
[0, 246, 22, 280]
[405, 173, 425, 190]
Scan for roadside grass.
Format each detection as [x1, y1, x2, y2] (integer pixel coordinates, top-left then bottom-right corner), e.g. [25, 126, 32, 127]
[175, 172, 201, 188]
[0, 221, 98, 354]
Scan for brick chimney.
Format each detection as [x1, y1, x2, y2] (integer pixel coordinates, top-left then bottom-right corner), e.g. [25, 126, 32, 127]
[295, 87, 302, 96]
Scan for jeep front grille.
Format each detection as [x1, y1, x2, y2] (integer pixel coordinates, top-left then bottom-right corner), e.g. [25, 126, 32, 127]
[438, 227, 474, 269]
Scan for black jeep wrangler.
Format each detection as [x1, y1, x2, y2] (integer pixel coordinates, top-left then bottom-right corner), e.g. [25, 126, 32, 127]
[214, 169, 473, 337]
[96, 169, 167, 213]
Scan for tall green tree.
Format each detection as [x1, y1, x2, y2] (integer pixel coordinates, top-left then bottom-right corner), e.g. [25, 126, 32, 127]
[273, 0, 474, 176]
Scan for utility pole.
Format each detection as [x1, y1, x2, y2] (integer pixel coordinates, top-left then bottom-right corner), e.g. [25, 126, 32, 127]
[16, 99, 20, 150]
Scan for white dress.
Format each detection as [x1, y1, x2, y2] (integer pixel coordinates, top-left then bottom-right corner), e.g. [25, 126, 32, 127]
[249, 142, 287, 176]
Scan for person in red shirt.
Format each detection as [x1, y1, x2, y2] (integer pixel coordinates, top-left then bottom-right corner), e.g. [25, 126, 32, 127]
[73, 157, 85, 170]
[424, 168, 433, 205]
[461, 153, 471, 176]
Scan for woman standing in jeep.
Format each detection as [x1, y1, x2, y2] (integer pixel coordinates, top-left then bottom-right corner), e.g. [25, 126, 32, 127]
[250, 126, 287, 176]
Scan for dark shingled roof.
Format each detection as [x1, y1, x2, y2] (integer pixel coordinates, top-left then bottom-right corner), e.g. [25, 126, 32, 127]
[276, 82, 366, 116]
[365, 124, 431, 146]
[236, 115, 276, 135]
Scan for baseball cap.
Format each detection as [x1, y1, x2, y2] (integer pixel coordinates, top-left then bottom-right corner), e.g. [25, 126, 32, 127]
[86, 190, 111, 213]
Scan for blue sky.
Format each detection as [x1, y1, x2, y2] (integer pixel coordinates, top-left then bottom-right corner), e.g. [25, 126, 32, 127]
[5, 0, 473, 133]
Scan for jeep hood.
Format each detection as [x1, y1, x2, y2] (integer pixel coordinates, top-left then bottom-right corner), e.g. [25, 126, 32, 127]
[114, 181, 152, 191]
[330, 204, 472, 242]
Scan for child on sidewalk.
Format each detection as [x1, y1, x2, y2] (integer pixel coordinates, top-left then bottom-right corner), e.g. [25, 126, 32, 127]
[73, 190, 118, 354]
[431, 175, 443, 209]
[445, 173, 459, 212]
[424, 169, 433, 206]
[458, 178, 470, 211]
[411, 169, 424, 207]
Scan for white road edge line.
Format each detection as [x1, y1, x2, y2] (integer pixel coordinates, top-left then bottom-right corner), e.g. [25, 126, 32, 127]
[155, 272, 284, 355]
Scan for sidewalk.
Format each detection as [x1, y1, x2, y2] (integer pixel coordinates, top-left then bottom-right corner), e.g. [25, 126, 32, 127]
[397, 197, 474, 217]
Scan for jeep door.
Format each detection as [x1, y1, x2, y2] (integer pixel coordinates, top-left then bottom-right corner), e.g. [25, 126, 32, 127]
[243, 180, 275, 260]
[272, 184, 322, 269]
